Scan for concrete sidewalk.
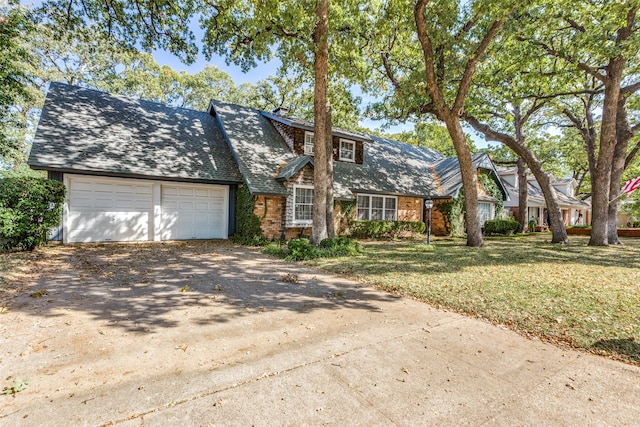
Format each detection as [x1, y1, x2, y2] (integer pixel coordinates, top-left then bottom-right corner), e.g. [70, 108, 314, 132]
[1, 241, 639, 426]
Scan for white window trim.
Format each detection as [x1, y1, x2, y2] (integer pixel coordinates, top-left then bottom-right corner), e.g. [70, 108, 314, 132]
[293, 184, 314, 224]
[356, 194, 398, 221]
[304, 131, 315, 156]
[339, 138, 356, 162]
[478, 201, 494, 226]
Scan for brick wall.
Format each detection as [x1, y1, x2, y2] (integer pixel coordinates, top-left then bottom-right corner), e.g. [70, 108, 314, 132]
[397, 196, 423, 222]
[431, 199, 451, 236]
[254, 195, 285, 240]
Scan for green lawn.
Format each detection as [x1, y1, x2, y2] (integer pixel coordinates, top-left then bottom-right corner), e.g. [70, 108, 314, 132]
[308, 234, 640, 365]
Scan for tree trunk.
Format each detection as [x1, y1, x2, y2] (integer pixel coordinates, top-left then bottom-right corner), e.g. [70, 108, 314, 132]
[608, 98, 633, 244]
[464, 112, 567, 243]
[444, 117, 483, 247]
[530, 162, 568, 244]
[589, 62, 624, 246]
[516, 157, 528, 232]
[311, 0, 329, 245]
[325, 101, 335, 239]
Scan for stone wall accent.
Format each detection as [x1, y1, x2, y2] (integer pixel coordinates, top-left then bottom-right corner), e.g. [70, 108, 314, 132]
[254, 195, 285, 240]
[397, 196, 423, 222]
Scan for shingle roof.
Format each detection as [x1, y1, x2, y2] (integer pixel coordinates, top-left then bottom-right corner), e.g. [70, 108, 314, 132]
[261, 111, 372, 142]
[333, 136, 444, 200]
[434, 153, 508, 200]
[276, 156, 314, 181]
[212, 101, 449, 200]
[501, 179, 590, 209]
[28, 83, 242, 184]
[210, 101, 292, 196]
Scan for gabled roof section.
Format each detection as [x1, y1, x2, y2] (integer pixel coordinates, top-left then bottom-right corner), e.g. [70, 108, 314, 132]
[28, 83, 242, 184]
[434, 153, 509, 200]
[276, 156, 314, 181]
[261, 111, 372, 142]
[210, 101, 292, 196]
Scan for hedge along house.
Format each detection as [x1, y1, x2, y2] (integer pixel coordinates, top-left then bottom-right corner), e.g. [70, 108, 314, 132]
[28, 83, 242, 243]
[28, 83, 508, 243]
[210, 100, 509, 239]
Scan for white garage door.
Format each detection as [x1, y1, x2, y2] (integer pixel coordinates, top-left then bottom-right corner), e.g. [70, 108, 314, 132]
[67, 176, 153, 242]
[161, 184, 228, 240]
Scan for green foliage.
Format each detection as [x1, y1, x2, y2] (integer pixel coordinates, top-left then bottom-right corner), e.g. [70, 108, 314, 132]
[349, 220, 425, 239]
[0, 4, 34, 160]
[262, 237, 363, 261]
[436, 195, 465, 237]
[386, 120, 477, 157]
[483, 219, 522, 235]
[0, 177, 65, 251]
[478, 172, 504, 218]
[232, 184, 264, 245]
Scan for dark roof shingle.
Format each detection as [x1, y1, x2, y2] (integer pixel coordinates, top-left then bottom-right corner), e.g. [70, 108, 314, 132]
[29, 83, 242, 184]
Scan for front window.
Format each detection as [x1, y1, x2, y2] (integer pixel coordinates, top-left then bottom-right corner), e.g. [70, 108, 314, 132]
[294, 186, 314, 222]
[478, 202, 493, 226]
[339, 139, 355, 162]
[304, 132, 314, 156]
[357, 194, 397, 221]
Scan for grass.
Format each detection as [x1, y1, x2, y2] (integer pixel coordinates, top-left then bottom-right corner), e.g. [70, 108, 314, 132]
[308, 234, 640, 365]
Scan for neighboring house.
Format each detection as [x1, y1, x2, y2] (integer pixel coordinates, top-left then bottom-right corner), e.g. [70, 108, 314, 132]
[28, 83, 508, 243]
[497, 167, 591, 228]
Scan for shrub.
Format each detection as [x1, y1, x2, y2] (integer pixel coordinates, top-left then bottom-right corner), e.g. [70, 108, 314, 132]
[483, 219, 522, 236]
[262, 237, 363, 261]
[286, 238, 318, 261]
[262, 241, 288, 258]
[0, 177, 65, 251]
[349, 220, 426, 239]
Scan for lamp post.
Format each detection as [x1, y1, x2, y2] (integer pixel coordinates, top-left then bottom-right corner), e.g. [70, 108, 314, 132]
[424, 199, 434, 245]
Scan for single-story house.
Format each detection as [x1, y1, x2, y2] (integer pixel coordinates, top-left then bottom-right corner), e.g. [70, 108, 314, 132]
[497, 167, 591, 228]
[28, 83, 508, 243]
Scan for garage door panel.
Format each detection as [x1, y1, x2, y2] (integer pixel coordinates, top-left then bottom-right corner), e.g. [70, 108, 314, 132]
[67, 176, 152, 243]
[161, 184, 227, 240]
[94, 198, 116, 209]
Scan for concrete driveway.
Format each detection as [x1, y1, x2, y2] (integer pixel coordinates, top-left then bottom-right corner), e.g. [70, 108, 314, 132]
[1, 240, 639, 426]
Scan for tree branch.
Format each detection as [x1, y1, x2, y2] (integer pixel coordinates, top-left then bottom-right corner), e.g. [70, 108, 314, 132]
[524, 38, 605, 82]
[453, 19, 504, 116]
[414, 0, 446, 118]
[463, 113, 517, 146]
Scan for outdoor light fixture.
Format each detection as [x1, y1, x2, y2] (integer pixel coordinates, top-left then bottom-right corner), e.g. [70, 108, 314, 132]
[424, 199, 434, 245]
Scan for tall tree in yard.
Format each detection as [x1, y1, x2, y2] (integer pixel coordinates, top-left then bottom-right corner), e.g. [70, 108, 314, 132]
[366, 0, 521, 247]
[521, 1, 640, 245]
[463, 24, 573, 244]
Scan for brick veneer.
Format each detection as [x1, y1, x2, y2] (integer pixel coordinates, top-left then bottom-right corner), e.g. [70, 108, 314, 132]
[431, 200, 449, 236]
[397, 196, 423, 222]
[254, 195, 285, 240]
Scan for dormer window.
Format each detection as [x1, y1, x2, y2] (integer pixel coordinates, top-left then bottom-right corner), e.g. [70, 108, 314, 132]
[304, 132, 315, 155]
[339, 139, 355, 162]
